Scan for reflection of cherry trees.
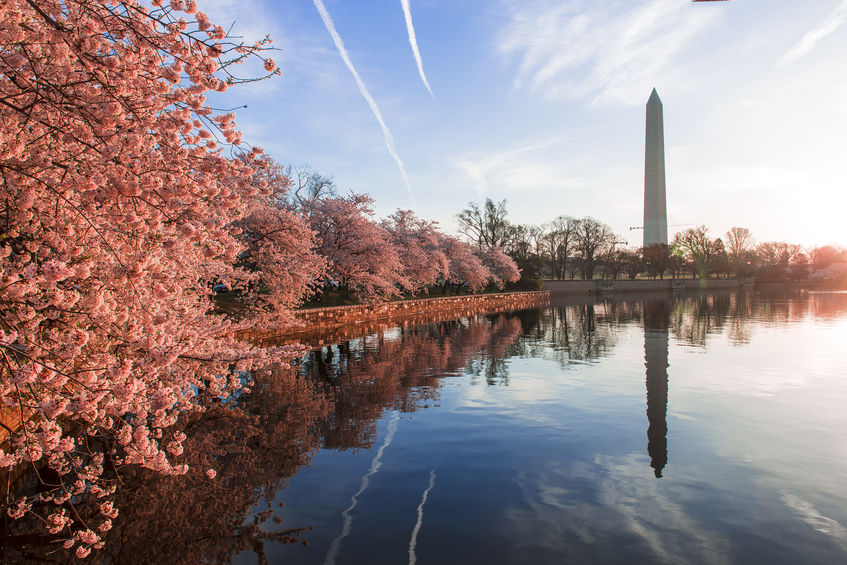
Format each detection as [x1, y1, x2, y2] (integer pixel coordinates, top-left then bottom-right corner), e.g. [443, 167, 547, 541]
[807, 292, 847, 320]
[2, 365, 328, 563]
[98, 367, 328, 565]
[2, 312, 525, 561]
[306, 314, 525, 448]
[466, 316, 523, 385]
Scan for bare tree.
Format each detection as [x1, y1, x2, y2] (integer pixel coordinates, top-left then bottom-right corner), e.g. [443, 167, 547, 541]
[573, 217, 615, 279]
[725, 227, 754, 275]
[619, 250, 645, 280]
[598, 238, 628, 279]
[756, 241, 802, 266]
[542, 215, 577, 280]
[286, 164, 337, 207]
[672, 225, 722, 279]
[809, 245, 847, 270]
[505, 224, 544, 279]
[457, 198, 513, 249]
[725, 227, 754, 258]
[643, 243, 671, 279]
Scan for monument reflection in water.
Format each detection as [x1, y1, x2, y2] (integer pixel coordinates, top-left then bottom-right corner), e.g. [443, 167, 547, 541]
[5, 291, 847, 565]
[644, 300, 670, 478]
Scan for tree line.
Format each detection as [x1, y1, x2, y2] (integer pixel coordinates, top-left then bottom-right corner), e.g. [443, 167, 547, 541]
[457, 199, 847, 282]
[233, 162, 521, 313]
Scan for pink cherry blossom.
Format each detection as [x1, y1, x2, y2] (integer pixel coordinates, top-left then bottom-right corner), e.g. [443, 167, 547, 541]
[303, 194, 407, 302]
[438, 235, 491, 292]
[0, 0, 303, 554]
[382, 210, 449, 294]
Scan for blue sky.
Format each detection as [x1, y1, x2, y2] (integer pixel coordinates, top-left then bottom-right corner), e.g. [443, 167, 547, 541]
[201, 0, 847, 248]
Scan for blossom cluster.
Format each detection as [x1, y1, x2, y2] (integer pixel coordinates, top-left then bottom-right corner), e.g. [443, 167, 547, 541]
[301, 194, 519, 302]
[0, 0, 283, 556]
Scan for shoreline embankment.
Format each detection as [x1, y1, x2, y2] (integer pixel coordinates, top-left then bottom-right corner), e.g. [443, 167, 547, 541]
[543, 278, 845, 295]
[244, 279, 847, 347]
[242, 291, 551, 348]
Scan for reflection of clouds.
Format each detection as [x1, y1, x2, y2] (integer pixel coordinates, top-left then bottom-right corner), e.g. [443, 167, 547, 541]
[408, 469, 436, 565]
[503, 454, 729, 564]
[781, 493, 847, 552]
[690, 365, 810, 399]
[324, 411, 400, 565]
[674, 319, 847, 398]
[456, 362, 600, 430]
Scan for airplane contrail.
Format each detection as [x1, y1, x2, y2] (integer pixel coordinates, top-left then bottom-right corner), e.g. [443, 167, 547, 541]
[408, 468, 436, 565]
[324, 411, 401, 565]
[400, 0, 435, 99]
[313, 0, 415, 200]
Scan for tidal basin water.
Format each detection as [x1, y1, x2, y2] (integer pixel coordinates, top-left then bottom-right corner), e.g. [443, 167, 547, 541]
[101, 290, 847, 564]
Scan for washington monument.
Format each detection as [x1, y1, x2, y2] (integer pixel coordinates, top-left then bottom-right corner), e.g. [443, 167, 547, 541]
[643, 88, 668, 247]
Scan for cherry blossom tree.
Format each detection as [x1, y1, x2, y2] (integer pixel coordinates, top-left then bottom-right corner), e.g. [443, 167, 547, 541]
[0, 0, 299, 555]
[235, 159, 326, 322]
[381, 210, 448, 295]
[438, 235, 490, 293]
[475, 246, 520, 289]
[303, 194, 405, 302]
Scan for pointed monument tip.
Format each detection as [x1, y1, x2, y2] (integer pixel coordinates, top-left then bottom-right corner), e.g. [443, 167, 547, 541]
[648, 87, 661, 104]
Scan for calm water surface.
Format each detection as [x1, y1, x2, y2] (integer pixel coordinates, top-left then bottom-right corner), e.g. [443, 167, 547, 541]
[95, 291, 847, 563]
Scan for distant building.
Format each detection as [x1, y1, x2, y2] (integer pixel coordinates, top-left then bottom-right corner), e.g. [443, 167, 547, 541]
[644, 88, 668, 247]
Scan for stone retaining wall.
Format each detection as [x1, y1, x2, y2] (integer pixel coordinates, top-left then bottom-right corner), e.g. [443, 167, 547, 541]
[244, 291, 551, 348]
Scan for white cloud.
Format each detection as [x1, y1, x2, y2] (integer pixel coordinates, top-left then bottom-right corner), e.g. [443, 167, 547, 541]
[455, 137, 587, 200]
[457, 158, 489, 196]
[779, 0, 847, 65]
[497, 0, 720, 106]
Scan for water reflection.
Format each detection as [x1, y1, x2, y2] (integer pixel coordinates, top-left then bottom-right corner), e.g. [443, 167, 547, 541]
[2, 312, 525, 563]
[87, 367, 327, 565]
[644, 300, 670, 478]
[666, 289, 847, 348]
[514, 300, 640, 367]
[6, 291, 847, 563]
[307, 315, 524, 449]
